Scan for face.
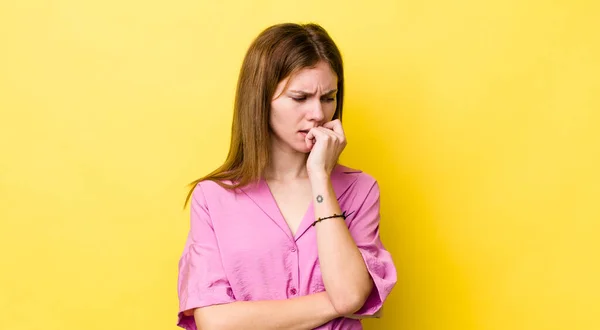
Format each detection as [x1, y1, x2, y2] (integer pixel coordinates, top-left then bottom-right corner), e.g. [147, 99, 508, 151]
[269, 61, 338, 154]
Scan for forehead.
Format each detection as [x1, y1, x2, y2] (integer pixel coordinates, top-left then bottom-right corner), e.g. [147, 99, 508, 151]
[285, 62, 338, 89]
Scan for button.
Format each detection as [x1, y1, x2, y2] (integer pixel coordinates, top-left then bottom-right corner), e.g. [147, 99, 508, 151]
[291, 246, 297, 252]
[290, 288, 297, 295]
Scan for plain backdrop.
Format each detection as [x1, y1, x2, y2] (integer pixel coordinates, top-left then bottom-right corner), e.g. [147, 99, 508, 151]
[1, 1, 599, 329]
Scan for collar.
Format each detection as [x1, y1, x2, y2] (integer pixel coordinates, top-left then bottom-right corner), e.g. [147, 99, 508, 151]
[239, 164, 362, 241]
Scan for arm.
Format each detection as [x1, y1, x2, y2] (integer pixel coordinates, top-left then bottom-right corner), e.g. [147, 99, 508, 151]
[336, 178, 397, 317]
[303, 121, 397, 318]
[178, 182, 341, 330]
[310, 173, 374, 316]
[186, 292, 340, 330]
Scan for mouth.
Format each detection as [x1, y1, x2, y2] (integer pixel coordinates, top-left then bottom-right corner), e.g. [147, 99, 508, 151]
[298, 128, 311, 135]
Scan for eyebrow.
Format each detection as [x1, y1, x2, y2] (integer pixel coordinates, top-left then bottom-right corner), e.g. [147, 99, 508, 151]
[288, 89, 338, 96]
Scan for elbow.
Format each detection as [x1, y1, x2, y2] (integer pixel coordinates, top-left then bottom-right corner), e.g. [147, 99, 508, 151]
[330, 279, 373, 316]
[330, 291, 368, 316]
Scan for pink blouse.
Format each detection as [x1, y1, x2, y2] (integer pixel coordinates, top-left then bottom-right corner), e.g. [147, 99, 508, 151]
[177, 164, 397, 329]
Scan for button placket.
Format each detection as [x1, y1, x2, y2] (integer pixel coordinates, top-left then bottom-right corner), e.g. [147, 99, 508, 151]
[288, 242, 299, 297]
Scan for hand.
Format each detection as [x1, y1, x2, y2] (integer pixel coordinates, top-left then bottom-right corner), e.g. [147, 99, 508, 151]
[305, 119, 347, 179]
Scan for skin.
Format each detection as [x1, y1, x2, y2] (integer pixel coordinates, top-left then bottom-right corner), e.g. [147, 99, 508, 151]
[189, 61, 374, 330]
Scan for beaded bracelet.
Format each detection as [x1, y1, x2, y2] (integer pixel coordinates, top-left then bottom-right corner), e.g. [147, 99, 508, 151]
[312, 211, 347, 226]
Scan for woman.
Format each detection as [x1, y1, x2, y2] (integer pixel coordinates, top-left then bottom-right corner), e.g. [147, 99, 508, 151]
[177, 22, 397, 330]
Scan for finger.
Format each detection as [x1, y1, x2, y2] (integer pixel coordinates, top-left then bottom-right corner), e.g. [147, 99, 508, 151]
[317, 126, 344, 145]
[316, 126, 336, 138]
[312, 127, 339, 148]
[305, 132, 314, 149]
[306, 126, 330, 147]
[304, 128, 317, 148]
[322, 120, 345, 140]
[322, 119, 340, 130]
[314, 127, 335, 141]
[305, 127, 316, 143]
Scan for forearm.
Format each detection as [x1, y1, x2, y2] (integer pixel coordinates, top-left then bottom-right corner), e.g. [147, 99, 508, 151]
[310, 173, 373, 315]
[192, 292, 340, 330]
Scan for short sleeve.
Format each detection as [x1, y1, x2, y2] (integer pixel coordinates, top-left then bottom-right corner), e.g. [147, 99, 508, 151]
[177, 182, 236, 330]
[347, 180, 397, 316]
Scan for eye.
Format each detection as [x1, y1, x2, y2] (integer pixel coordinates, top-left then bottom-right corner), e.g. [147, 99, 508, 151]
[292, 96, 306, 102]
[322, 97, 336, 103]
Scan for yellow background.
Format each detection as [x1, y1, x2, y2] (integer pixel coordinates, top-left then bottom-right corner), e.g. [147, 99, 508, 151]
[1, 1, 598, 329]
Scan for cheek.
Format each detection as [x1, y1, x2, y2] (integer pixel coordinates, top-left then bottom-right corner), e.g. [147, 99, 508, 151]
[326, 102, 337, 120]
[269, 105, 294, 136]
[269, 111, 283, 133]
[271, 101, 301, 128]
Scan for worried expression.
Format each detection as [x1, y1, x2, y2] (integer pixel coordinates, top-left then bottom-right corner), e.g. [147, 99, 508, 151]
[269, 61, 338, 154]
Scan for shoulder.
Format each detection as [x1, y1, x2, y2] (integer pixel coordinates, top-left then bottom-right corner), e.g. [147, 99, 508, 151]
[333, 164, 380, 205]
[192, 178, 243, 204]
[335, 163, 378, 188]
[195, 178, 231, 192]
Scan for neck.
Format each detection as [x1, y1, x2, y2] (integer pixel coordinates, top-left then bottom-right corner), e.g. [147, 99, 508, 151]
[264, 140, 309, 182]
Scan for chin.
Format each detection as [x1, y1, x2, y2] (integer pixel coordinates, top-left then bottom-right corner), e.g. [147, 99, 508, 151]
[294, 145, 311, 153]
[292, 142, 312, 153]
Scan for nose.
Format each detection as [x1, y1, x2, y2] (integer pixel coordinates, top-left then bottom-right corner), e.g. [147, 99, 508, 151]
[308, 99, 325, 122]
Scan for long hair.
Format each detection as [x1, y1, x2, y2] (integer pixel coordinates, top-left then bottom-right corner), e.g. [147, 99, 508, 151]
[183, 23, 345, 209]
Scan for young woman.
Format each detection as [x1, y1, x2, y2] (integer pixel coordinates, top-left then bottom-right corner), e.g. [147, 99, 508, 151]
[177, 22, 397, 330]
